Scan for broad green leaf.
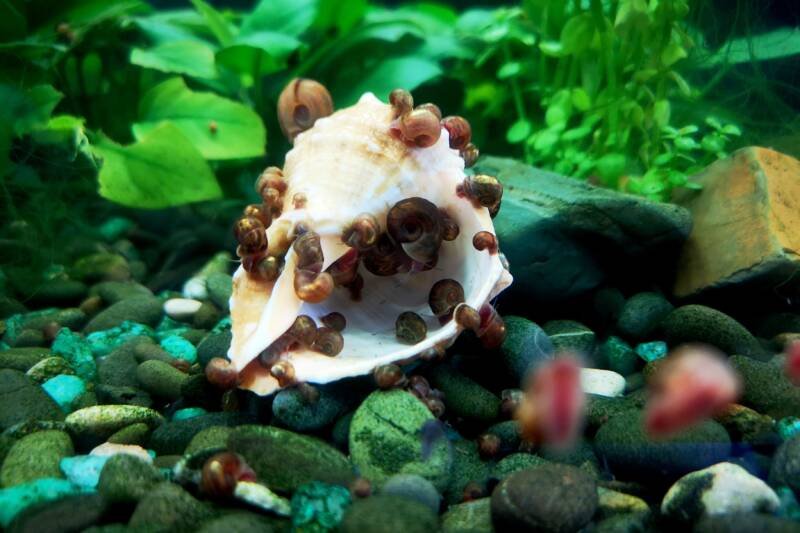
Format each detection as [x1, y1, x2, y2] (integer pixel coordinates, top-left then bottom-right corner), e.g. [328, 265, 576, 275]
[560, 14, 594, 55]
[721, 124, 741, 136]
[497, 62, 522, 79]
[701, 134, 725, 154]
[652, 99, 670, 129]
[539, 40, 563, 57]
[314, 0, 367, 34]
[595, 153, 626, 183]
[674, 136, 699, 151]
[1, 84, 63, 136]
[241, 0, 316, 37]
[614, 0, 649, 30]
[133, 77, 265, 160]
[94, 123, 221, 209]
[661, 41, 687, 67]
[506, 119, 532, 144]
[561, 126, 592, 141]
[131, 40, 216, 79]
[531, 129, 559, 153]
[216, 32, 302, 80]
[190, 0, 235, 46]
[336, 57, 442, 107]
[571, 88, 591, 111]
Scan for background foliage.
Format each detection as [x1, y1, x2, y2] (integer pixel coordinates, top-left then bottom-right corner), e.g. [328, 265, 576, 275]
[1, 0, 799, 286]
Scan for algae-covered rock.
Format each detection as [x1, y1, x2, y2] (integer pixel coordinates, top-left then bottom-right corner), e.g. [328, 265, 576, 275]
[0, 430, 73, 487]
[349, 390, 451, 491]
[228, 425, 354, 493]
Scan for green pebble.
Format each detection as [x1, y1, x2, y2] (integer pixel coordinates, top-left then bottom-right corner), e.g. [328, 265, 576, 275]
[442, 497, 493, 533]
[616, 292, 673, 341]
[543, 320, 596, 354]
[4, 309, 86, 344]
[26, 357, 74, 383]
[428, 364, 500, 423]
[196, 330, 232, 367]
[206, 272, 232, 311]
[159, 335, 197, 363]
[486, 420, 522, 452]
[92, 281, 153, 305]
[444, 440, 490, 505]
[340, 495, 438, 533]
[184, 426, 233, 455]
[136, 360, 189, 401]
[69, 253, 130, 283]
[598, 336, 639, 375]
[0, 478, 89, 528]
[228, 425, 354, 493]
[291, 481, 352, 532]
[129, 482, 212, 531]
[732, 355, 800, 419]
[51, 328, 96, 382]
[349, 390, 451, 491]
[86, 321, 156, 358]
[83, 296, 162, 334]
[499, 316, 554, 386]
[7, 329, 45, 348]
[778, 417, 800, 441]
[172, 407, 207, 421]
[107, 422, 151, 445]
[41, 375, 86, 413]
[0, 347, 53, 372]
[0, 370, 64, 431]
[0, 430, 73, 487]
[635, 341, 668, 362]
[192, 302, 221, 330]
[65, 404, 164, 440]
[27, 279, 87, 307]
[661, 304, 765, 359]
[492, 453, 549, 481]
[97, 454, 163, 504]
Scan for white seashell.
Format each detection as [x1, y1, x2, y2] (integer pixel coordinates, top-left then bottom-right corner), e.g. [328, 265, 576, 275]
[228, 92, 512, 395]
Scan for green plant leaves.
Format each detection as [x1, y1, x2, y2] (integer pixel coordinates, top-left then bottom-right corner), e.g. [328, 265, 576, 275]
[696, 27, 800, 68]
[560, 14, 595, 55]
[215, 32, 302, 80]
[131, 40, 217, 78]
[336, 56, 442, 106]
[190, 0, 235, 46]
[133, 77, 265, 160]
[241, 0, 317, 37]
[94, 123, 221, 209]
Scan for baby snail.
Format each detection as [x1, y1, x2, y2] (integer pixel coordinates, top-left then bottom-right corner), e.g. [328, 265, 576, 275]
[441, 116, 472, 151]
[459, 174, 503, 212]
[200, 452, 256, 498]
[461, 143, 480, 168]
[234, 216, 268, 256]
[278, 78, 334, 142]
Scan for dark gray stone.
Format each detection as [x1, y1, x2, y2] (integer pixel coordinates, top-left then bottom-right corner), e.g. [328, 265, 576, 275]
[499, 316, 553, 385]
[617, 292, 673, 341]
[0, 369, 63, 431]
[661, 305, 765, 359]
[491, 464, 597, 533]
[476, 157, 691, 303]
[83, 296, 162, 333]
[149, 412, 255, 455]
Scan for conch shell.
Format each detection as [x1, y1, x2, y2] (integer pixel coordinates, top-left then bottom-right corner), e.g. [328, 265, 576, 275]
[228, 82, 512, 395]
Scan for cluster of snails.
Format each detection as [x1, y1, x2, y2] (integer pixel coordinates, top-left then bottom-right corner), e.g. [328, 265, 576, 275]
[388, 88, 479, 167]
[427, 278, 506, 349]
[373, 364, 446, 418]
[233, 166, 288, 281]
[256, 313, 347, 385]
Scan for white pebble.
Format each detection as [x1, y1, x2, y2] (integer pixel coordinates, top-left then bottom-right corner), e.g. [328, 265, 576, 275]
[580, 368, 625, 397]
[164, 298, 203, 321]
[662, 462, 779, 520]
[90, 442, 153, 463]
[182, 276, 207, 300]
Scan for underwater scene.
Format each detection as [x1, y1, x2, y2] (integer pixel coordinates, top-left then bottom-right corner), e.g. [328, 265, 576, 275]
[2, 0, 800, 531]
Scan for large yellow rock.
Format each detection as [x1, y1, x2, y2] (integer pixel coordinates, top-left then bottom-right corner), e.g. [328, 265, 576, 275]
[675, 146, 800, 299]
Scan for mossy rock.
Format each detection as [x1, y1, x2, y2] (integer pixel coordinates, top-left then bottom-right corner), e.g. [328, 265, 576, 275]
[227, 425, 354, 493]
[661, 305, 765, 359]
[731, 355, 800, 419]
[349, 390, 452, 491]
[340, 495, 438, 533]
[0, 430, 73, 487]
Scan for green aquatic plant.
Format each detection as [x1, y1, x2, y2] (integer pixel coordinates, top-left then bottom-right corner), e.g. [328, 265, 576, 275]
[453, 0, 744, 200]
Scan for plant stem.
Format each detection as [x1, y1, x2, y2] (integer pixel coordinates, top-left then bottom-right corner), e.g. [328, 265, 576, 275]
[503, 43, 526, 122]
